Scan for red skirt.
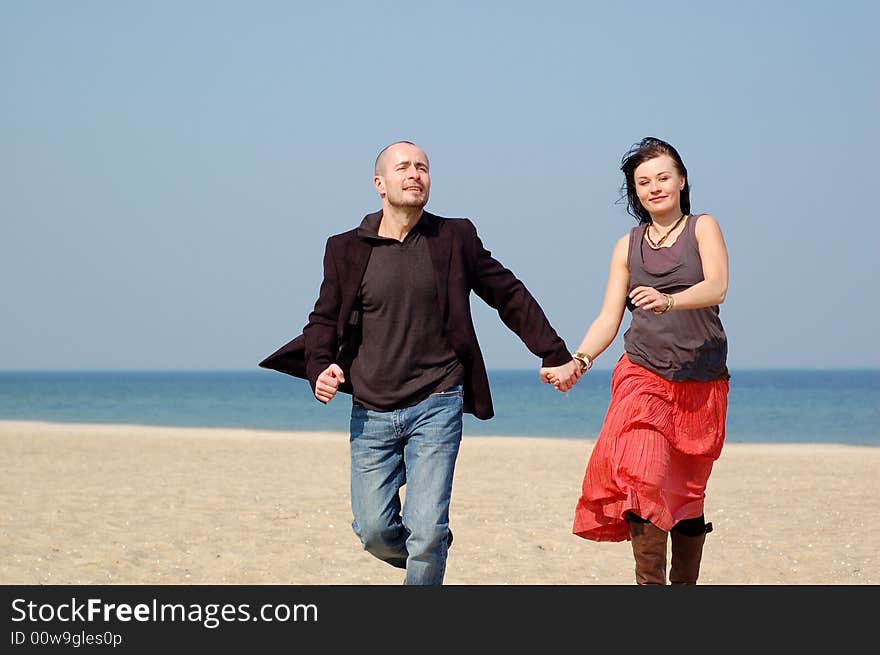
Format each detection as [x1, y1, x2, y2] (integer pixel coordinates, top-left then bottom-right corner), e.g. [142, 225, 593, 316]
[572, 354, 729, 542]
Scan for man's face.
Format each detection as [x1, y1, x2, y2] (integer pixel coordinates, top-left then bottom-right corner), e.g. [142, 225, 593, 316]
[374, 143, 431, 208]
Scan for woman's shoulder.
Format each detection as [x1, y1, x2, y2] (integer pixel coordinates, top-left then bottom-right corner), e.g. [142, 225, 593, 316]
[616, 230, 636, 249]
[691, 213, 723, 236]
[623, 224, 644, 243]
[612, 231, 633, 263]
[691, 212, 719, 227]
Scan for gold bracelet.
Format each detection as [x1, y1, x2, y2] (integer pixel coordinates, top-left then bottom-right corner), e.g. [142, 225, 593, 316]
[573, 351, 593, 373]
[653, 294, 674, 315]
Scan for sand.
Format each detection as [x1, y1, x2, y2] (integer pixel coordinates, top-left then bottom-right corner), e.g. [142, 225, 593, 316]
[1, 420, 876, 585]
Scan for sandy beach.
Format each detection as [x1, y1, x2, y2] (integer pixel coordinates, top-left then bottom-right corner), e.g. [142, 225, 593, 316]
[2, 420, 876, 585]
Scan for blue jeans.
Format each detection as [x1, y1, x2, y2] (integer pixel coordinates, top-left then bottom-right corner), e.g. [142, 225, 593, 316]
[349, 385, 463, 585]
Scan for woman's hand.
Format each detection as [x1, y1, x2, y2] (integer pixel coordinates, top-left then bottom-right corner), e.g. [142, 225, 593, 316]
[540, 359, 582, 392]
[629, 286, 672, 314]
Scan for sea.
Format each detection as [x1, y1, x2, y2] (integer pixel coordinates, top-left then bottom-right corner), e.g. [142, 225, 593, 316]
[0, 369, 877, 446]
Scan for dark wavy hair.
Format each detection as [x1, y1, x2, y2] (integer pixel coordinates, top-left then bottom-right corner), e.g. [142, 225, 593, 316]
[619, 137, 690, 224]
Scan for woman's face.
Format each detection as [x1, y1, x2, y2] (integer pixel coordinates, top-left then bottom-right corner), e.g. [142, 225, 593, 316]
[633, 154, 685, 217]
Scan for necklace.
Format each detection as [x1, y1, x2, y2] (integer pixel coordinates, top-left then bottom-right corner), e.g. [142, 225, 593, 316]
[645, 213, 687, 248]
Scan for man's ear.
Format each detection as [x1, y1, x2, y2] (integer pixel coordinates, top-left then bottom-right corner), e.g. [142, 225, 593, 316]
[374, 174, 385, 196]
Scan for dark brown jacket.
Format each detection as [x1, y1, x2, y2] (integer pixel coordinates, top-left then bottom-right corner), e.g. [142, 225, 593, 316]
[259, 210, 571, 420]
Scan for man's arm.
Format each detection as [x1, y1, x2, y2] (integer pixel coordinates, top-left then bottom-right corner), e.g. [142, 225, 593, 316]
[463, 219, 571, 368]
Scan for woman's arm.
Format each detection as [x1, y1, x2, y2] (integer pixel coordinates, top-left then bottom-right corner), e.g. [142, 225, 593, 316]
[572, 233, 631, 362]
[541, 235, 630, 388]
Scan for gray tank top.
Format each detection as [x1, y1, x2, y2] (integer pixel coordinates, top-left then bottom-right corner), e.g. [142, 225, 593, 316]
[623, 214, 728, 381]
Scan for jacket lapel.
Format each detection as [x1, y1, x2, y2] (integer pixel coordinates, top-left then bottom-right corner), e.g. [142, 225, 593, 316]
[423, 212, 451, 324]
[337, 235, 371, 335]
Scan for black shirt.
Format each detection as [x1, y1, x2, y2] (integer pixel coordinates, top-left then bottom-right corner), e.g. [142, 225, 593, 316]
[348, 216, 464, 411]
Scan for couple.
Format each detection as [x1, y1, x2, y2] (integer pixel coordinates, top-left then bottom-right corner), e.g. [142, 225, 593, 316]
[260, 138, 730, 586]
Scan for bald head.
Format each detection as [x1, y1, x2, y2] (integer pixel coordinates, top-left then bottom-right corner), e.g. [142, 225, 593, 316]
[374, 141, 428, 175]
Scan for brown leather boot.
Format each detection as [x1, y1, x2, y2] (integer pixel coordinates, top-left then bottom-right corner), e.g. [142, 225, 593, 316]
[669, 521, 713, 585]
[627, 516, 668, 585]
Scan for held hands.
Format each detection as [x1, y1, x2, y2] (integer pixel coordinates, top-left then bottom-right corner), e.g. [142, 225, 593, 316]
[540, 358, 582, 393]
[315, 363, 345, 403]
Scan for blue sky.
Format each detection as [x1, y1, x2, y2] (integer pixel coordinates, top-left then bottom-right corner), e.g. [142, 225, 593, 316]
[2, 1, 877, 370]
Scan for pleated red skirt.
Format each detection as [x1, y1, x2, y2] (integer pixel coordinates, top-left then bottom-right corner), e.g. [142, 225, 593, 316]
[572, 354, 729, 542]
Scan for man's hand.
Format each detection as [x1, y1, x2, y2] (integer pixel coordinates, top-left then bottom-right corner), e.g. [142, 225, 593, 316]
[315, 363, 345, 403]
[540, 359, 582, 392]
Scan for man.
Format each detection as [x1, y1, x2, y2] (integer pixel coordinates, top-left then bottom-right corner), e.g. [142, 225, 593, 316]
[260, 141, 581, 584]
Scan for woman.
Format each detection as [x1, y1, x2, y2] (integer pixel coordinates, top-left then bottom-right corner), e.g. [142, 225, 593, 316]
[545, 137, 729, 584]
